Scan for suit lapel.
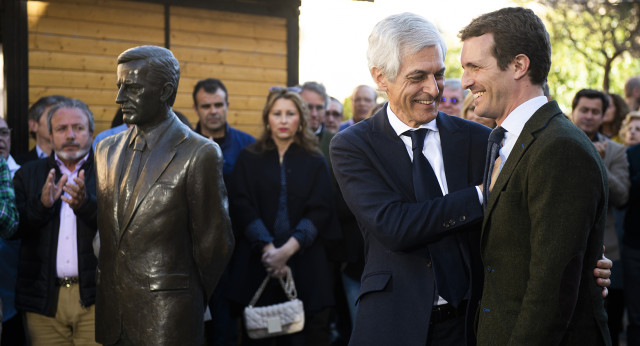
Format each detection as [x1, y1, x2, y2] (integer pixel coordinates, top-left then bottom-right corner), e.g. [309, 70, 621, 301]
[482, 101, 564, 231]
[370, 106, 415, 201]
[111, 127, 133, 238]
[119, 116, 187, 238]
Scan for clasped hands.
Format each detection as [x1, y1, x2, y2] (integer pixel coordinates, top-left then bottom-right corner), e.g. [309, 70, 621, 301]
[41, 168, 87, 210]
[262, 238, 300, 278]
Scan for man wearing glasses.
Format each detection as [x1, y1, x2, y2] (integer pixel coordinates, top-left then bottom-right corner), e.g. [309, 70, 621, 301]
[440, 78, 466, 117]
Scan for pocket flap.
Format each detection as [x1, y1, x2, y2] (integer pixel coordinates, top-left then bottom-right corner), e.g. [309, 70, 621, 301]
[148, 273, 190, 291]
[358, 272, 391, 300]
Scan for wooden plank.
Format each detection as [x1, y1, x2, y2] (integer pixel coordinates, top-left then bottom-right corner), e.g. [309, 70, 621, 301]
[179, 61, 286, 84]
[29, 0, 163, 13]
[173, 93, 267, 111]
[170, 6, 285, 26]
[29, 34, 146, 57]
[173, 93, 267, 110]
[30, 87, 117, 106]
[27, 1, 164, 28]
[171, 31, 286, 55]
[172, 46, 286, 70]
[30, 69, 115, 90]
[28, 15, 164, 44]
[171, 14, 285, 41]
[89, 105, 121, 123]
[226, 110, 262, 125]
[178, 77, 275, 97]
[29, 50, 117, 73]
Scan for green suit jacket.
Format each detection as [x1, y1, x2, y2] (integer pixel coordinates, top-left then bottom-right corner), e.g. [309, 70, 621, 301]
[477, 101, 611, 345]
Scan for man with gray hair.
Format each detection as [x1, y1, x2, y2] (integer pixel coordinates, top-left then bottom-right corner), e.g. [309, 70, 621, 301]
[95, 46, 233, 346]
[339, 85, 377, 131]
[331, 12, 612, 346]
[331, 12, 489, 345]
[300, 81, 334, 161]
[439, 78, 466, 117]
[13, 98, 98, 345]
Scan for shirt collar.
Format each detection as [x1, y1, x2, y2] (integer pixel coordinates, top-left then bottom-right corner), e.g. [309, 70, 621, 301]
[387, 103, 438, 137]
[500, 96, 548, 138]
[134, 114, 175, 151]
[35, 145, 48, 158]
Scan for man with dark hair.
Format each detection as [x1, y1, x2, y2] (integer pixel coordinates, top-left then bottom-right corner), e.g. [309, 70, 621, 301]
[192, 78, 254, 183]
[15, 95, 69, 164]
[13, 98, 98, 345]
[460, 7, 611, 344]
[572, 90, 629, 345]
[95, 46, 234, 346]
[625, 76, 640, 111]
[192, 78, 253, 345]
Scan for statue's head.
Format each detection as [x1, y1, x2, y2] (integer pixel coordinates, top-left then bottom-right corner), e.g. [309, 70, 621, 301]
[115, 46, 180, 127]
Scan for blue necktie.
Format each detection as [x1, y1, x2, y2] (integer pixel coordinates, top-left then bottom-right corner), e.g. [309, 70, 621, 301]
[483, 126, 507, 210]
[405, 129, 468, 307]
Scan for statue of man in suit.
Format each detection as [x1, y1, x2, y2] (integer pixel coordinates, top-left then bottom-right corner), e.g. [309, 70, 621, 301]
[94, 45, 234, 346]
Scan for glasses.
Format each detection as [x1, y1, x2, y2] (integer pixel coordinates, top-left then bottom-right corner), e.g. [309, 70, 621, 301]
[0, 128, 11, 138]
[269, 86, 302, 94]
[307, 104, 325, 112]
[326, 111, 342, 118]
[441, 97, 459, 104]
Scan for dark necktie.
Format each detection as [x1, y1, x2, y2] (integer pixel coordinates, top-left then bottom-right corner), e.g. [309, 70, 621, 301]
[483, 126, 507, 210]
[406, 129, 442, 200]
[404, 129, 468, 307]
[118, 134, 146, 224]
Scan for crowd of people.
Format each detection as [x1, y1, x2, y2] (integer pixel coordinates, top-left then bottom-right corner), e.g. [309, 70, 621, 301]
[0, 5, 638, 346]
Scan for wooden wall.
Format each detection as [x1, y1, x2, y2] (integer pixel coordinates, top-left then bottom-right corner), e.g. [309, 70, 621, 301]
[27, 0, 289, 138]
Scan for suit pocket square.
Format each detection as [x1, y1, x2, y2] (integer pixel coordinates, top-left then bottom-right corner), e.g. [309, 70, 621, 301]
[148, 273, 190, 291]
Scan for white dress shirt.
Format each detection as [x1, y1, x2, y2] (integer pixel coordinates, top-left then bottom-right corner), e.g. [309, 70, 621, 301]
[498, 96, 548, 171]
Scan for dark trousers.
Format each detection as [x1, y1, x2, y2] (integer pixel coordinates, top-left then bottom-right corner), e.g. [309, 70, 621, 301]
[1, 313, 26, 346]
[425, 313, 466, 346]
[205, 279, 239, 346]
[623, 245, 640, 346]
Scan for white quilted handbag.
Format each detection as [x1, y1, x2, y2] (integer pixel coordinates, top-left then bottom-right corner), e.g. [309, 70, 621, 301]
[243, 267, 305, 339]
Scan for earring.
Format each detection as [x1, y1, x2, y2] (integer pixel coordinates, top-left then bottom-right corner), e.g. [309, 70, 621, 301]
[267, 124, 271, 131]
[298, 125, 303, 133]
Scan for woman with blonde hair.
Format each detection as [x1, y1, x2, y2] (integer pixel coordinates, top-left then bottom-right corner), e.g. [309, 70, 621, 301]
[461, 93, 495, 128]
[620, 111, 640, 147]
[227, 89, 337, 345]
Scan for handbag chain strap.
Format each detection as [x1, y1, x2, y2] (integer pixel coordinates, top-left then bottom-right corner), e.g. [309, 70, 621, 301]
[248, 267, 297, 308]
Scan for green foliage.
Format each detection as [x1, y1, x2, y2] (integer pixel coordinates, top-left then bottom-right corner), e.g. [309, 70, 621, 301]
[445, 43, 463, 80]
[526, 0, 640, 111]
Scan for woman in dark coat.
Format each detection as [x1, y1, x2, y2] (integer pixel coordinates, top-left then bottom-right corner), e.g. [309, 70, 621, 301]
[228, 89, 336, 345]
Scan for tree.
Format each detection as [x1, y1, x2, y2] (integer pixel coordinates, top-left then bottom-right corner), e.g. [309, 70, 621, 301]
[535, 0, 640, 93]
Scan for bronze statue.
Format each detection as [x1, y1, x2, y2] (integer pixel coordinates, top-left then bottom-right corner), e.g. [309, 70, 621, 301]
[94, 45, 234, 346]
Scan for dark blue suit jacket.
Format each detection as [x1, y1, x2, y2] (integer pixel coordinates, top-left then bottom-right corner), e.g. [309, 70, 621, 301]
[330, 106, 490, 346]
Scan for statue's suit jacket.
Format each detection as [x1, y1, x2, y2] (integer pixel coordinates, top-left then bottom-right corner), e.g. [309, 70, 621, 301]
[478, 101, 611, 345]
[94, 114, 234, 346]
[330, 107, 490, 346]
